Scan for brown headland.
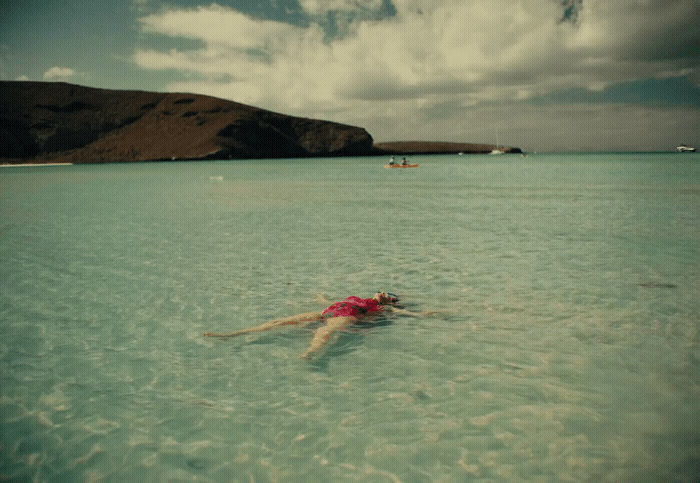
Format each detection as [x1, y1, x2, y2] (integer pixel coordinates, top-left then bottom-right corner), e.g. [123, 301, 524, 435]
[1, 81, 520, 164]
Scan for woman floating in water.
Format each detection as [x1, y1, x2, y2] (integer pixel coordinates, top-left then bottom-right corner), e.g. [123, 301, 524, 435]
[205, 291, 418, 358]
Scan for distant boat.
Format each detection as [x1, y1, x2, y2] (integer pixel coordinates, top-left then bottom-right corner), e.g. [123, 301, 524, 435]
[677, 145, 696, 152]
[490, 129, 505, 154]
[385, 156, 418, 168]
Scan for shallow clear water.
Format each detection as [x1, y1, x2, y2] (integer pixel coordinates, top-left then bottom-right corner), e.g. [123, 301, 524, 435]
[1, 153, 698, 481]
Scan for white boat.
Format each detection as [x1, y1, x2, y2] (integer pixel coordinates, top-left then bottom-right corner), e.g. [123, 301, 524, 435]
[490, 129, 505, 154]
[677, 145, 696, 152]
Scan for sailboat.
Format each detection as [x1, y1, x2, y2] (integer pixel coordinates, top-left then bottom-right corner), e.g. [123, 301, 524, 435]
[490, 128, 505, 154]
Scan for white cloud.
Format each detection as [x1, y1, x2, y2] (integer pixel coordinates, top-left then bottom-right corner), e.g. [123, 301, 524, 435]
[139, 4, 310, 52]
[299, 0, 384, 14]
[16, 75, 30, 81]
[132, 1, 700, 149]
[43, 66, 75, 80]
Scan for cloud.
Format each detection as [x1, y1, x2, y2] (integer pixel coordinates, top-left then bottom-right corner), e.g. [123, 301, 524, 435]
[43, 66, 75, 80]
[132, 1, 700, 148]
[299, 0, 385, 14]
[138, 4, 309, 52]
[16, 75, 29, 81]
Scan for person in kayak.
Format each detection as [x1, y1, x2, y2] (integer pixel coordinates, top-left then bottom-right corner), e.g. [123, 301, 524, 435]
[204, 291, 412, 358]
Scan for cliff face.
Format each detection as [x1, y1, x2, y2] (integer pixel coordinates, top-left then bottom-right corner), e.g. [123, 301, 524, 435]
[0, 81, 374, 163]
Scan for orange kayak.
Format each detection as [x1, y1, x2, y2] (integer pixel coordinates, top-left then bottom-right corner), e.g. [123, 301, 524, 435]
[384, 163, 420, 168]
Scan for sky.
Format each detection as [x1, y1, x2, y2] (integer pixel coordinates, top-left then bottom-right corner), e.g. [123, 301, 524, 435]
[1, 0, 699, 152]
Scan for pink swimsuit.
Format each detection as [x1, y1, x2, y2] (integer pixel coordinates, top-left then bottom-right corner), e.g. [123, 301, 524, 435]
[323, 296, 381, 318]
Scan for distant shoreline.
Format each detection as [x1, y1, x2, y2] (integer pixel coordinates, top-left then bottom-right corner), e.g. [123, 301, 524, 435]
[2, 152, 693, 167]
[1, 162, 74, 167]
[372, 141, 521, 155]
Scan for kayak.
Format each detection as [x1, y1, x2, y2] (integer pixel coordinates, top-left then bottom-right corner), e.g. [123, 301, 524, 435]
[384, 163, 420, 168]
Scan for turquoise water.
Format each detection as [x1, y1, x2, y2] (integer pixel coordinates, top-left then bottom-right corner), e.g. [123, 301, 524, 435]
[1, 153, 698, 481]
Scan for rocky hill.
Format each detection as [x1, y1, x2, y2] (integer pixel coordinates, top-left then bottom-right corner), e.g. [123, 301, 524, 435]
[0, 81, 374, 163]
[1, 81, 521, 164]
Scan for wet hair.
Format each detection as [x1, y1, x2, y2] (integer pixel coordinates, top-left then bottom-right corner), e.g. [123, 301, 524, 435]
[377, 291, 399, 303]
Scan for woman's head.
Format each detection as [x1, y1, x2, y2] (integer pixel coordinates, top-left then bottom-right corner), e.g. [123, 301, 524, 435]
[374, 291, 399, 304]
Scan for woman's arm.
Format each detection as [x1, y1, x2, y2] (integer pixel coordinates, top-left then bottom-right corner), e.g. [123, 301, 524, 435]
[385, 306, 420, 316]
[385, 307, 446, 317]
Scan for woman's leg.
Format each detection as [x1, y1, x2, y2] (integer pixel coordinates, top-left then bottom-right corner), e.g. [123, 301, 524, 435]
[204, 311, 324, 338]
[301, 316, 357, 358]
